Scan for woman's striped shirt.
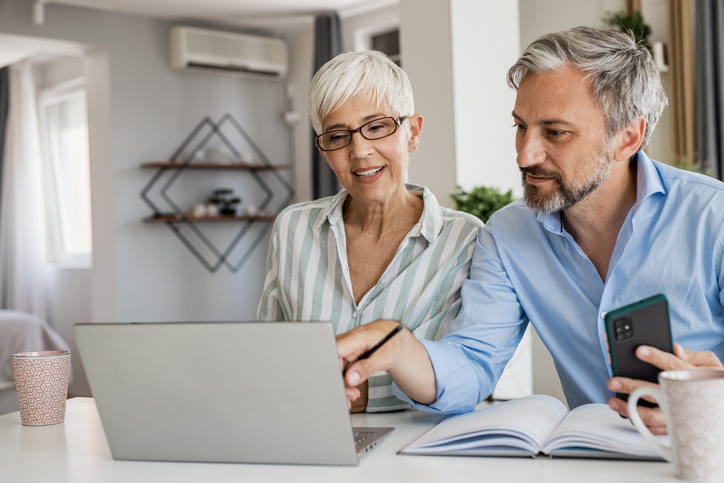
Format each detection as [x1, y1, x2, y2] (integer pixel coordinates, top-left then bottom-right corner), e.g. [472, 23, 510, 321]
[257, 184, 483, 412]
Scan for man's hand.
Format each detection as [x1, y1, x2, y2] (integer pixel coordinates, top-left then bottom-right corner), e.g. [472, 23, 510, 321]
[336, 319, 436, 409]
[607, 343, 724, 434]
[348, 379, 368, 413]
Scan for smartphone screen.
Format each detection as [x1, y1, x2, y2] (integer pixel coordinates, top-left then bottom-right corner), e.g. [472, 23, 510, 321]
[604, 294, 674, 408]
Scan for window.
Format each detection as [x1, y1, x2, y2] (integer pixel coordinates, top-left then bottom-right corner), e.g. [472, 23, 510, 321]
[38, 79, 92, 266]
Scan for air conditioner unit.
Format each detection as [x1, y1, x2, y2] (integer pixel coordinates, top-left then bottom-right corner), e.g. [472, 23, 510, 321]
[169, 26, 288, 80]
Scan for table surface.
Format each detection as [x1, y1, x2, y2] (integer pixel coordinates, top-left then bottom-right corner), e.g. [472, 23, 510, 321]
[0, 398, 676, 483]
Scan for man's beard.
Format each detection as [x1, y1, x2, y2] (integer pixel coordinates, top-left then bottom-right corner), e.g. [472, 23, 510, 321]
[521, 139, 615, 215]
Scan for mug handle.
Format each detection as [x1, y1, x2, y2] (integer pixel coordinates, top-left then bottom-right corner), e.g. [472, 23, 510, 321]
[627, 386, 673, 461]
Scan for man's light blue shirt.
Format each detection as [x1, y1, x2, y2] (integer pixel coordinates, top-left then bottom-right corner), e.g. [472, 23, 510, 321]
[392, 152, 724, 413]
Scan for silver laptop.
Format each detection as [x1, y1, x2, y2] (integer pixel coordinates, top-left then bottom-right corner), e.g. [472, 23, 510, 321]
[74, 321, 393, 466]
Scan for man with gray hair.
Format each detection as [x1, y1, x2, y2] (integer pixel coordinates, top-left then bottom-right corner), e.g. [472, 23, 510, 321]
[337, 26, 724, 434]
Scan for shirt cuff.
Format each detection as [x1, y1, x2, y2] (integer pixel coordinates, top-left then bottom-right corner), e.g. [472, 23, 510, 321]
[390, 338, 481, 415]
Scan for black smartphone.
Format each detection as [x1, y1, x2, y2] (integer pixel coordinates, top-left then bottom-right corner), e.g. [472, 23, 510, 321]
[604, 294, 674, 408]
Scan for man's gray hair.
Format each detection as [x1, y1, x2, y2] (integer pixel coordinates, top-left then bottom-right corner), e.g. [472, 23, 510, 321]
[309, 51, 414, 135]
[507, 26, 668, 151]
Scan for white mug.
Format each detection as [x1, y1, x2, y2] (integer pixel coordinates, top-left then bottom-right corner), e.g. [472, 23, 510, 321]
[628, 370, 724, 481]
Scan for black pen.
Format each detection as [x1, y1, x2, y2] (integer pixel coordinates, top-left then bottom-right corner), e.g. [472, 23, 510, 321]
[344, 324, 403, 375]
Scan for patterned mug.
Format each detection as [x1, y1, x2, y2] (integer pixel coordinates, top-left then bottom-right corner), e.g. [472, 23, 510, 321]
[12, 350, 71, 426]
[628, 370, 724, 481]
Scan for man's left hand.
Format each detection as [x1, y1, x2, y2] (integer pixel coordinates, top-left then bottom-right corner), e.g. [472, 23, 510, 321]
[607, 343, 724, 434]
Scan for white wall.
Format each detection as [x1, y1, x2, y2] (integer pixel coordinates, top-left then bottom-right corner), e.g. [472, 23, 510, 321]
[85, 47, 117, 324]
[399, 0, 457, 207]
[399, 0, 523, 201]
[519, 0, 624, 49]
[47, 268, 92, 395]
[450, 0, 521, 196]
[276, 22, 314, 204]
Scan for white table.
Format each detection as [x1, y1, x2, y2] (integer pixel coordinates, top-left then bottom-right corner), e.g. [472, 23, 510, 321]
[0, 398, 675, 482]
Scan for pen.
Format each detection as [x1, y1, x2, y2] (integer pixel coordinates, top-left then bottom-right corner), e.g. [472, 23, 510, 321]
[344, 324, 403, 375]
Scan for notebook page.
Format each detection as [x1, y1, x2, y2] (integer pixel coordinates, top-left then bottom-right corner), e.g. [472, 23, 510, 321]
[542, 403, 667, 457]
[403, 395, 568, 454]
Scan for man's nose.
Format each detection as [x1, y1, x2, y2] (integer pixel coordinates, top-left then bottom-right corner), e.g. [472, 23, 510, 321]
[516, 131, 546, 168]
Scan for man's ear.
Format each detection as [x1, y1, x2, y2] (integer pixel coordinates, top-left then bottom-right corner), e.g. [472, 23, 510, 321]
[407, 113, 423, 152]
[613, 116, 646, 162]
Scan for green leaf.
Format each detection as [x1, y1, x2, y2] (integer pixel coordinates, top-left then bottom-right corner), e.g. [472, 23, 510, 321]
[450, 186, 515, 223]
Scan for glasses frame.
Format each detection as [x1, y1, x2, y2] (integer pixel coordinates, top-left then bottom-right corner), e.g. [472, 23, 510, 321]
[315, 116, 408, 152]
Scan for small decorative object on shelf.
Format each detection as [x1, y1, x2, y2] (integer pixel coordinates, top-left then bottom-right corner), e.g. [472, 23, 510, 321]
[206, 203, 219, 216]
[208, 188, 242, 216]
[192, 203, 207, 217]
[243, 204, 258, 216]
[140, 113, 294, 274]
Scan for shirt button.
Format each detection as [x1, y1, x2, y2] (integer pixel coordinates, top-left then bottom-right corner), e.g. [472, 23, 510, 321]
[601, 312, 607, 320]
[352, 310, 358, 318]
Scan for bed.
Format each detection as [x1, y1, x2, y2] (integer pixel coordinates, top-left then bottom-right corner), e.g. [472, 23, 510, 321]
[0, 310, 70, 415]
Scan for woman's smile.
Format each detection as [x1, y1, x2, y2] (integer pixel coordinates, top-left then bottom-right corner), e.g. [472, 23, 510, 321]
[354, 166, 385, 179]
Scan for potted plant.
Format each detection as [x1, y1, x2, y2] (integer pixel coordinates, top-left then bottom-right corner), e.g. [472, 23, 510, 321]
[450, 186, 515, 224]
[603, 10, 652, 53]
[208, 188, 242, 216]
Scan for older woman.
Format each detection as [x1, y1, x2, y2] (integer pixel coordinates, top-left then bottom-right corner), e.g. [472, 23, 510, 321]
[257, 51, 482, 412]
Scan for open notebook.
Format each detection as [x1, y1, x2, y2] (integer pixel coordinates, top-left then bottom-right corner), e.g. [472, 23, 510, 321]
[75, 321, 392, 466]
[400, 394, 667, 460]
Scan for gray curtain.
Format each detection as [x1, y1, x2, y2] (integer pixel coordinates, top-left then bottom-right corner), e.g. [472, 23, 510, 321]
[312, 12, 343, 199]
[0, 67, 8, 212]
[695, 0, 724, 180]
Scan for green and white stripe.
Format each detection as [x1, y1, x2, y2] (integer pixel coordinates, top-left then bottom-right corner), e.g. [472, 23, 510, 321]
[258, 184, 483, 412]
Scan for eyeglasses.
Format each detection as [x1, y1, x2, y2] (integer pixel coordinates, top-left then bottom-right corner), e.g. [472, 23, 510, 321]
[316, 116, 407, 151]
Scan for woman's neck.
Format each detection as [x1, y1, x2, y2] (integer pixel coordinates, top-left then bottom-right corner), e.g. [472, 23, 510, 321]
[343, 187, 423, 239]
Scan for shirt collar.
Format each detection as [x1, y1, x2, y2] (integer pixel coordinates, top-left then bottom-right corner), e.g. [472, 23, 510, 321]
[536, 151, 666, 234]
[317, 183, 443, 244]
[632, 150, 666, 207]
[318, 189, 347, 229]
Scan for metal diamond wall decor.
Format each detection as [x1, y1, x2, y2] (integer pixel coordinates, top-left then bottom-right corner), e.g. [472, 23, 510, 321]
[140, 113, 293, 273]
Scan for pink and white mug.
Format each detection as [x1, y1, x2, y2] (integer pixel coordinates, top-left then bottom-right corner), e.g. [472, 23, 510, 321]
[12, 350, 71, 426]
[628, 370, 724, 481]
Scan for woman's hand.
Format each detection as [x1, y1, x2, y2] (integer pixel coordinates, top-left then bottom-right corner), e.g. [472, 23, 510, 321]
[607, 344, 724, 434]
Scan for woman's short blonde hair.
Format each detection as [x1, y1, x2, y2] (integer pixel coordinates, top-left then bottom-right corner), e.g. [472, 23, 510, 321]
[309, 51, 415, 134]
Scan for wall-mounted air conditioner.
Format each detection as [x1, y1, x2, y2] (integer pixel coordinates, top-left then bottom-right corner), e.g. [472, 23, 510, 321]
[169, 26, 288, 80]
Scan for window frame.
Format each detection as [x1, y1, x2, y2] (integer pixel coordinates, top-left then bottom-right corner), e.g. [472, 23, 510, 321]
[37, 77, 93, 268]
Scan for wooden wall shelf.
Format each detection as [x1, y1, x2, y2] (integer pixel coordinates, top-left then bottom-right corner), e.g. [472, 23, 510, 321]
[141, 161, 290, 170]
[144, 214, 276, 223]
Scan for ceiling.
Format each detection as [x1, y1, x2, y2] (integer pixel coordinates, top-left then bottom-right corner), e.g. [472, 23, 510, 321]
[2, 0, 398, 68]
[41, 0, 398, 27]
